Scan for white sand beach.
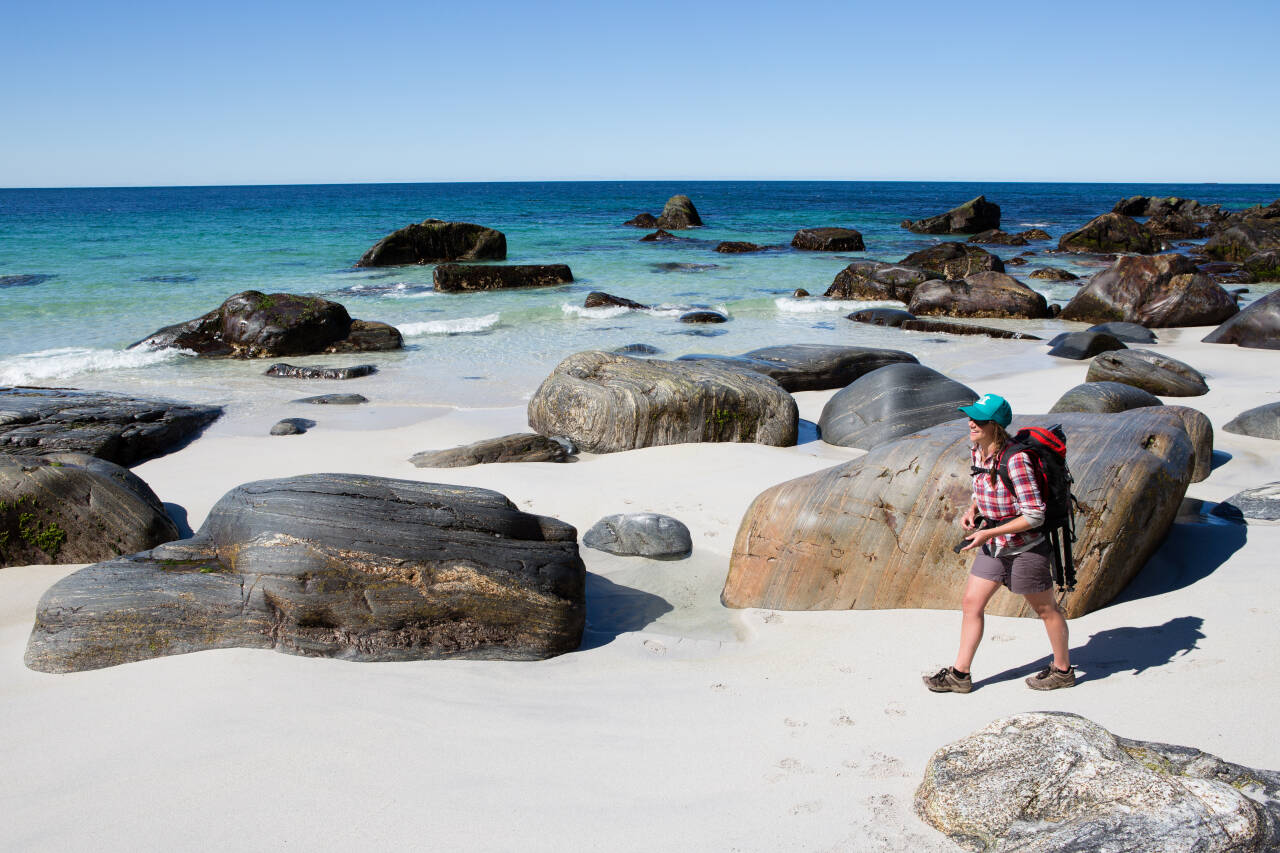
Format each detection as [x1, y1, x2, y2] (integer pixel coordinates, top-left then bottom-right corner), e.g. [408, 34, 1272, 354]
[3, 328, 1279, 852]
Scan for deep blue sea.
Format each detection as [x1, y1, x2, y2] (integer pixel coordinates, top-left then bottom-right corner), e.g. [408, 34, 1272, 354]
[2, 181, 1277, 416]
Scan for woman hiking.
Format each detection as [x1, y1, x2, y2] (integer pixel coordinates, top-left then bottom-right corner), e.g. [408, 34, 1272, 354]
[923, 393, 1075, 693]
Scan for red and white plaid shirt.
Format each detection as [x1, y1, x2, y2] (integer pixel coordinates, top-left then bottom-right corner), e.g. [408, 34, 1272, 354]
[970, 443, 1046, 554]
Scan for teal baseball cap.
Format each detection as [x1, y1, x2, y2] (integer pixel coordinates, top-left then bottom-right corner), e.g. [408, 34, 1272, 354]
[958, 393, 1012, 427]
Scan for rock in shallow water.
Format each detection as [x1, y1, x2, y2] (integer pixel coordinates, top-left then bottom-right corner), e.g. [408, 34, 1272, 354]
[264, 363, 376, 380]
[1060, 254, 1238, 327]
[292, 394, 368, 405]
[356, 219, 506, 266]
[433, 263, 573, 293]
[583, 513, 692, 559]
[901, 196, 1001, 234]
[24, 474, 586, 672]
[1202, 289, 1280, 349]
[791, 227, 865, 251]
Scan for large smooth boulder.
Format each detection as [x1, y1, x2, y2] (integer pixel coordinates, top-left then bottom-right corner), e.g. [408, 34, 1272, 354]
[623, 212, 658, 228]
[846, 307, 917, 327]
[409, 433, 572, 467]
[966, 229, 1026, 246]
[527, 351, 798, 453]
[585, 291, 650, 310]
[130, 291, 403, 358]
[433, 263, 573, 293]
[824, 261, 935, 302]
[1145, 211, 1207, 239]
[679, 344, 918, 393]
[356, 220, 506, 266]
[791, 227, 865, 251]
[1046, 331, 1127, 360]
[898, 319, 1041, 340]
[901, 196, 1000, 234]
[25, 474, 586, 672]
[1050, 382, 1162, 414]
[0, 453, 178, 568]
[1213, 482, 1280, 521]
[1223, 403, 1280, 440]
[1202, 289, 1280, 349]
[1027, 267, 1078, 281]
[1058, 213, 1160, 254]
[907, 271, 1050, 319]
[0, 387, 222, 466]
[899, 243, 1005, 279]
[656, 194, 703, 229]
[818, 364, 976, 450]
[1087, 321, 1157, 343]
[1086, 349, 1208, 397]
[1202, 219, 1280, 262]
[582, 513, 692, 559]
[722, 407, 1205, 619]
[916, 712, 1280, 853]
[1059, 255, 1239, 327]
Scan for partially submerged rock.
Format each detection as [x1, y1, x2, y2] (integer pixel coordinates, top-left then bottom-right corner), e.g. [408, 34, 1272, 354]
[0, 453, 178, 568]
[0, 387, 222, 466]
[130, 291, 403, 357]
[1027, 267, 1078, 281]
[639, 229, 684, 242]
[898, 319, 1041, 340]
[846, 307, 917, 327]
[409, 433, 572, 467]
[1057, 212, 1160, 254]
[1202, 219, 1280, 262]
[292, 394, 368, 405]
[722, 407, 1205, 618]
[527, 351, 797, 453]
[901, 196, 1000, 234]
[1202, 289, 1280, 349]
[582, 513, 692, 559]
[791, 227, 865, 251]
[966, 229, 1027, 246]
[824, 261, 935, 302]
[1059, 254, 1238, 327]
[715, 241, 763, 253]
[269, 418, 312, 436]
[1046, 331, 1127, 360]
[678, 344, 918, 392]
[916, 712, 1280, 853]
[625, 195, 703, 229]
[679, 310, 728, 324]
[1223, 402, 1280, 440]
[585, 291, 650, 310]
[25, 474, 586, 671]
[907, 271, 1049, 319]
[899, 243, 1005, 279]
[356, 220, 506, 266]
[818, 364, 976, 450]
[1086, 349, 1209, 397]
[1243, 249, 1280, 281]
[1050, 381, 1163, 414]
[433, 263, 573, 293]
[264, 363, 377, 380]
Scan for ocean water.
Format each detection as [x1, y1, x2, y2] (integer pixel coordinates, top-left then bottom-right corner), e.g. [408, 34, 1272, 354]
[2, 181, 1277, 420]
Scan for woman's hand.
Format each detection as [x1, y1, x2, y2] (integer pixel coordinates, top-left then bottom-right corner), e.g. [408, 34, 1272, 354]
[959, 527, 993, 552]
[961, 504, 979, 531]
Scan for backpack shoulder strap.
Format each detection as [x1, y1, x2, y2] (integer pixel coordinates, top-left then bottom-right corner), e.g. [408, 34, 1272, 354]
[995, 442, 1038, 497]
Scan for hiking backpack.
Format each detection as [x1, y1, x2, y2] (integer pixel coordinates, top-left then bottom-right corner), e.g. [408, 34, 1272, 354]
[981, 425, 1080, 593]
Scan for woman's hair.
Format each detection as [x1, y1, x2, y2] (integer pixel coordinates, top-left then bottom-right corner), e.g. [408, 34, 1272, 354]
[988, 424, 1011, 486]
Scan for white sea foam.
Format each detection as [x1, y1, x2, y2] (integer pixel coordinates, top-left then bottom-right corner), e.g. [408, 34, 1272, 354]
[398, 314, 501, 336]
[561, 303, 632, 319]
[0, 346, 188, 385]
[774, 297, 903, 314]
[1018, 222, 1051, 227]
[649, 303, 730, 318]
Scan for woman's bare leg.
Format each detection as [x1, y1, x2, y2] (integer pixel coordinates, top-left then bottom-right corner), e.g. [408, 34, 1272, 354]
[954, 574, 1002, 673]
[1024, 589, 1070, 669]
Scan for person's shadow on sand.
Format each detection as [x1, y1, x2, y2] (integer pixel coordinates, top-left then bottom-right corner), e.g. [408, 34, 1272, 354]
[974, 615, 1206, 689]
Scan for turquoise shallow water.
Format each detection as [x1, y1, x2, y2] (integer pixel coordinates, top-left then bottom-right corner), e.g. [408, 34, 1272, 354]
[2, 181, 1277, 415]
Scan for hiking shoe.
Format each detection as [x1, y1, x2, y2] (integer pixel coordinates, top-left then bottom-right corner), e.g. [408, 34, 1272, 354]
[1026, 665, 1076, 690]
[923, 667, 972, 694]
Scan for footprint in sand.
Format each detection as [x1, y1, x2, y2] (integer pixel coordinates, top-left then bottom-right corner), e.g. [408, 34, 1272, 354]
[710, 682, 729, 692]
[789, 801, 822, 816]
[643, 639, 666, 655]
[836, 665, 854, 674]
[884, 702, 906, 717]
[784, 718, 808, 728]
[777, 757, 802, 770]
[831, 714, 855, 727]
[867, 752, 912, 779]
[991, 633, 1016, 643]
[761, 611, 783, 624]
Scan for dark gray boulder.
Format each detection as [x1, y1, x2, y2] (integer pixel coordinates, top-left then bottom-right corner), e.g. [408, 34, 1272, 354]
[656, 195, 703, 229]
[899, 319, 1041, 340]
[25, 474, 586, 672]
[824, 260, 935, 302]
[901, 196, 1000, 234]
[907, 271, 1050, 319]
[1058, 213, 1161, 254]
[582, 513, 692, 559]
[0, 387, 222, 466]
[409, 433, 572, 467]
[264, 363, 377, 380]
[130, 291, 403, 357]
[269, 418, 312, 436]
[433, 264, 573, 293]
[356, 220, 506, 266]
[1027, 267, 1079, 281]
[679, 344, 918, 393]
[791, 227, 865, 251]
[1006, 256, 1028, 266]
[1087, 321, 1157, 343]
[292, 394, 368, 405]
[623, 212, 659, 228]
[1086, 349, 1209, 397]
[915, 712, 1280, 853]
[715, 241, 763, 253]
[967, 229, 1027, 246]
[899, 243, 1005, 279]
[1202, 289, 1280, 349]
[1146, 211, 1207, 239]
[1049, 382, 1163, 414]
[1202, 219, 1280, 262]
[818, 363, 977, 450]
[1223, 403, 1280, 440]
[585, 291, 650, 310]
[639, 229, 685, 242]
[527, 351, 797, 453]
[613, 343, 661, 356]
[1243, 250, 1280, 281]
[846, 307, 917, 327]
[679, 310, 728, 324]
[0, 452, 179, 568]
[1212, 482, 1280, 521]
[1046, 331, 1128, 360]
[1059, 255, 1239, 327]
[0, 274, 56, 288]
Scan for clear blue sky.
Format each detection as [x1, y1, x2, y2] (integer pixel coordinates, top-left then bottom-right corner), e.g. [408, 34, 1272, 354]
[3, 0, 1277, 187]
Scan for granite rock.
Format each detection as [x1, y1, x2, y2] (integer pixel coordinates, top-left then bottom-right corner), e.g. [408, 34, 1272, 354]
[1202, 289, 1280, 349]
[582, 513, 693, 559]
[901, 196, 1001, 234]
[264, 363, 377, 380]
[356, 220, 506, 266]
[791, 227, 865, 252]
[818, 363, 977, 450]
[907, 271, 1049, 319]
[1046, 331, 1128, 360]
[824, 261, 936, 302]
[433, 263, 573, 293]
[1058, 213, 1161, 254]
[1087, 321, 1157, 343]
[1059, 254, 1238, 327]
[1086, 349, 1209, 396]
[410, 433, 572, 467]
[1212, 482, 1280, 521]
[1223, 402, 1280, 440]
[1049, 382, 1162, 414]
[678, 344, 918, 392]
[899, 243, 1005, 279]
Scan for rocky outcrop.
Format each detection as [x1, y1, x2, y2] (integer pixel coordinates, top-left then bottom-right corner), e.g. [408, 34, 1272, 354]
[527, 351, 798, 453]
[1086, 349, 1208, 397]
[0, 387, 222, 466]
[1244, 250, 1280, 280]
[1202, 219, 1280, 262]
[130, 291, 403, 357]
[1050, 381, 1163, 414]
[901, 196, 1000, 234]
[1224, 403, 1280, 440]
[1213, 482, 1280, 521]
[1087, 321, 1157, 343]
[1027, 267, 1078, 281]
[899, 243, 1005, 279]
[264, 363, 376, 380]
[582, 513, 692, 559]
[791, 228, 865, 251]
[818, 364, 976, 450]
[898, 319, 1041, 340]
[715, 241, 763, 253]
[824, 261, 935, 302]
[678, 344, 918, 393]
[1145, 211, 1207, 239]
[625, 195, 703, 229]
[433, 264, 573, 293]
[915, 712, 1280, 853]
[1059, 255, 1239, 327]
[846, 307, 916, 327]
[0, 453, 178, 568]
[1046, 331, 1127, 360]
[356, 220, 506, 266]
[25, 474, 586, 672]
[640, 229, 684, 242]
[409, 433, 572, 467]
[721, 407, 1205, 618]
[1058, 213, 1161, 254]
[1202, 289, 1280, 349]
[327, 319, 404, 354]
[623, 212, 659, 228]
[907, 271, 1050, 319]
[585, 291, 650, 310]
[966, 229, 1036, 246]
[1113, 195, 1225, 221]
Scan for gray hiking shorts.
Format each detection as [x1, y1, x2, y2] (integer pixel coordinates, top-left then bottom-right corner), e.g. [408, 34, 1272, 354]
[970, 539, 1053, 595]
